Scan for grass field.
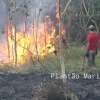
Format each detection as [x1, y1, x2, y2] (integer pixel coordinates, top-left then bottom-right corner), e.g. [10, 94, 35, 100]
[38, 42, 100, 74]
[0, 43, 100, 74]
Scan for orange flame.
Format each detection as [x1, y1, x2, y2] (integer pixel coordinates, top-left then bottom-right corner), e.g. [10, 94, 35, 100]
[0, 19, 56, 65]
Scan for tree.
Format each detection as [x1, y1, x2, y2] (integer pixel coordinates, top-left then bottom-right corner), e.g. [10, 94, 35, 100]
[4, 0, 17, 65]
[61, 0, 100, 41]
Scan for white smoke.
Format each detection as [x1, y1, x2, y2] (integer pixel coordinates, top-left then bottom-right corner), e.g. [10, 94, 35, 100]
[0, 0, 56, 33]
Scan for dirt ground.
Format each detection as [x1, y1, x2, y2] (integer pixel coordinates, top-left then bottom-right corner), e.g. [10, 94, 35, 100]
[0, 72, 100, 100]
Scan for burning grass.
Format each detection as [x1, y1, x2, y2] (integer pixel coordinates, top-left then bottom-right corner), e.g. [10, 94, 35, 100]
[0, 17, 99, 74]
[0, 44, 100, 74]
[0, 20, 57, 66]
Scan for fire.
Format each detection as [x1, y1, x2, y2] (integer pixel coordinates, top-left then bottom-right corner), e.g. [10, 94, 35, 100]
[0, 20, 56, 65]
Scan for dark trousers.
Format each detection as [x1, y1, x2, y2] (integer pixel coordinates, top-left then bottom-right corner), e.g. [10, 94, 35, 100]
[85, 50, 97, 66]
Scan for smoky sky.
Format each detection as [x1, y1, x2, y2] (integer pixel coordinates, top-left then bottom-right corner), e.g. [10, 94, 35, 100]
[0, 0, 56, 33]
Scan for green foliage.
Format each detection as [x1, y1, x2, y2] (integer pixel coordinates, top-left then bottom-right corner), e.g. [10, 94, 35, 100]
[60, 0, 100, 41]
[94, 0, 100, 14]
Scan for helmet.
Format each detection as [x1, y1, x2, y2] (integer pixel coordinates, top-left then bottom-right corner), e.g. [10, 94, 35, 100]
[88, 25, 95, 31]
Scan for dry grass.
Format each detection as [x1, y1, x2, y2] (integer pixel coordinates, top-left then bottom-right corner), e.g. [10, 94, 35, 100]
[0, 43, 100, 74]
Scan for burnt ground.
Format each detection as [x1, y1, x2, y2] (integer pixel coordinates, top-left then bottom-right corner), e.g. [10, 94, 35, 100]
[0, 72, 100, 100]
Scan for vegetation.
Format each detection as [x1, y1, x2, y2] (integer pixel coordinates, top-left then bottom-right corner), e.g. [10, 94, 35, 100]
[0, 0, 99, 74]
[61, 0, 100, 41]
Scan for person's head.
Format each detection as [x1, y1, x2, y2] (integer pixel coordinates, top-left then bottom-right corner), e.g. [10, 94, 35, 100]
[88, 25, 96, 31]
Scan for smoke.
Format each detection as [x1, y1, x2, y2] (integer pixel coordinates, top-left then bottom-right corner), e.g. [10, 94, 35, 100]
[15, 0, 56, 24]
[0, 0, 57, 62]
[33, 0, 56, 18]
[0, 0, 7, 32]
[0, 0, 56, 35]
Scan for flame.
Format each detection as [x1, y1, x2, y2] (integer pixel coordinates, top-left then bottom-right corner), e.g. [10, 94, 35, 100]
[0, 19, 56, 65]
[0, 13, 66, 66]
